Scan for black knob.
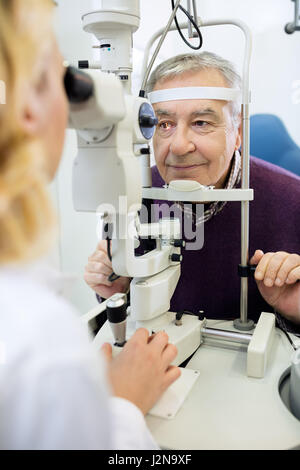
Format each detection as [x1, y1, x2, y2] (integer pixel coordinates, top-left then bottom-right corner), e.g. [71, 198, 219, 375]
[170, 253, 183, 262]
[173, 239, 185, 248]
[106, 293, 127, 323]
[78, 60, 89, 69]
[285, 22, 295, 34]
[238, 264, 257, 278]
[139, 115, 158, 127]
[176, 311, 184, 321]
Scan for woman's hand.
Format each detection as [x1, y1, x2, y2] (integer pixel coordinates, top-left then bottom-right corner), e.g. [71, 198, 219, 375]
[101, 329, 181, 415]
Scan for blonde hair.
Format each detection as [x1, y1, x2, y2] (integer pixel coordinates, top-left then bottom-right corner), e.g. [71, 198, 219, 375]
[0, 0, 57, 264]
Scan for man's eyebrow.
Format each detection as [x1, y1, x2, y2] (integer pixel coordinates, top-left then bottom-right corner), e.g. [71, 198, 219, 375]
[190, 109, 220, 119]
[154, 108, 220, 120]
[154, 109, 176, 118]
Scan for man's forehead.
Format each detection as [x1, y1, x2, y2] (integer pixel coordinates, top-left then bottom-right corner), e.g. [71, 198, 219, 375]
[155, 68, 228, 88]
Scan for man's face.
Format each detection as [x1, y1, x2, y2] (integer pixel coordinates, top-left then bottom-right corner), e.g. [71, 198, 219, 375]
[152, 68, 241, 188]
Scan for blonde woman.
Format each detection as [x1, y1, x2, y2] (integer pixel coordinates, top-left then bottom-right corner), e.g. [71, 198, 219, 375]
[0, 0, 180, 450]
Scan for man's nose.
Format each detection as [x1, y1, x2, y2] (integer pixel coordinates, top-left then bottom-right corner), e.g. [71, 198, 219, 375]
[169, 125, 196, 156]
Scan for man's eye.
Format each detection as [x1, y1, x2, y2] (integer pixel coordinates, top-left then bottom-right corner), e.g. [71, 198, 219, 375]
[193, 120, 208, 127]
[158, 121, 173, 130]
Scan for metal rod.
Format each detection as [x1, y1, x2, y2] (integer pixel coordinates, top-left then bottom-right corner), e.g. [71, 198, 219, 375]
[140, 0, 182, 91]
[187, 0, 199, 38]
[295, 0, 300, 27]
[187, 0, 193, 38]
[240, 103, 250, 325]
[191, 0, 198, 35]
[202, 327, 252, 345]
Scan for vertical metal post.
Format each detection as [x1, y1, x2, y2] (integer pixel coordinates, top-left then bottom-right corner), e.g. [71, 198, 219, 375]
[187, 0, 193, 38]
[294, 0, 300, 28]
[234, 103, 254, 331]
[187, 0, 199, 38]
[192, 0, 198, 27]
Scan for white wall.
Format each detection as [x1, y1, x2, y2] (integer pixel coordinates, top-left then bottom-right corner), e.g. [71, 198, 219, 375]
[52, 0, 300, 315]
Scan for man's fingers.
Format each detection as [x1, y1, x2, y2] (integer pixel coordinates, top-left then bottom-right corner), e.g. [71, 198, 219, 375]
[249, 249, 264, 265]
[259, 251, 290, 286]
[273, 254, 300, 286]
[286, 265, 300, 284]
[85, 261, 112, 277]
[252, 251, 300, 287]
[96, 240, 107, 250]
[84, 272, 113, 287]
[254, 252, 275, 282]
[88, 250, 112, 269]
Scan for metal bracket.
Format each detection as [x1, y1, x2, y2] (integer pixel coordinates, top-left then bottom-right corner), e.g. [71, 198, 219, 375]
[285, 0, 300, 33]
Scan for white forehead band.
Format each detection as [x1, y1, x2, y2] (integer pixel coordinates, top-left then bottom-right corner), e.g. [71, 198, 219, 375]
[147, 87, 241, 104]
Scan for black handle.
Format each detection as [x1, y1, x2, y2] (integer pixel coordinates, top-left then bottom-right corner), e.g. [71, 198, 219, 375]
[238, 264, 257, 278]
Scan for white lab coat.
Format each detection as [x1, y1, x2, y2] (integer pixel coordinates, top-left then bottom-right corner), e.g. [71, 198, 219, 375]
[0, 261, 158, 450]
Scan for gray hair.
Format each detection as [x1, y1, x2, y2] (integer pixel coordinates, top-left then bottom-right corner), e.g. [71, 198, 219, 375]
[146, 51, 242, 128]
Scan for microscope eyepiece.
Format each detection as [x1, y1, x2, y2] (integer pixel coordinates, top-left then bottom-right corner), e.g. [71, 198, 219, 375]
[64, 66, 94, 103]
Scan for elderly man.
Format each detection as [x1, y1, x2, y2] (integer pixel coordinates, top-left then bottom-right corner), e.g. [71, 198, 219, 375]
[84, 52, 300, 328]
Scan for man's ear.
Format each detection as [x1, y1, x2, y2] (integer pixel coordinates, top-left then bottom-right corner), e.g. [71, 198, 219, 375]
[20, 85, 42, 136]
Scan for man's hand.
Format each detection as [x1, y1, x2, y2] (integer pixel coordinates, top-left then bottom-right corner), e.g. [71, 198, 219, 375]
[84, 240, 131, 299]
[101, 329, 181, 416]
[250, 250, 300, 323]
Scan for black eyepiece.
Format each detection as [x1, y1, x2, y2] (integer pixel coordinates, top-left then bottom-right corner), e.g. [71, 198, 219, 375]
[64, 66, 94, 103]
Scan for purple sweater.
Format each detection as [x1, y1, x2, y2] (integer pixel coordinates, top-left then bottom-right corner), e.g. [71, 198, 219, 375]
[147, 157, 300, 323]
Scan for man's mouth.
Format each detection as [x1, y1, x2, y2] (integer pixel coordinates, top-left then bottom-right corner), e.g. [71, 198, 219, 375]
[168, 164, 206, 170]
